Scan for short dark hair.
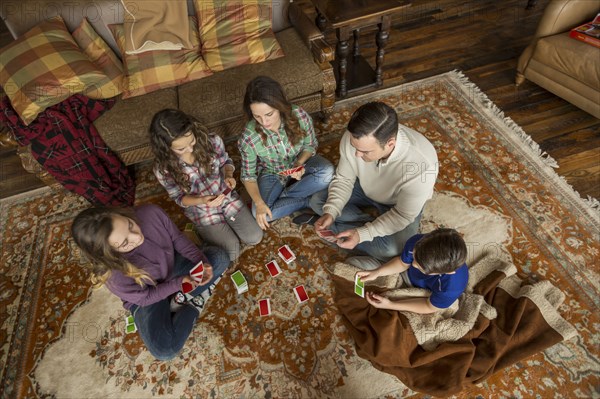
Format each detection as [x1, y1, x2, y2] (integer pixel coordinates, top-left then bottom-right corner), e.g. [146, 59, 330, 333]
[413, 228, 467, 274]
[347, 102, 398, 146]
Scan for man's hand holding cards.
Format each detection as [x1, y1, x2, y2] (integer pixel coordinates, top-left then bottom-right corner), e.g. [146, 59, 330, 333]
[317, 229, 337, 242]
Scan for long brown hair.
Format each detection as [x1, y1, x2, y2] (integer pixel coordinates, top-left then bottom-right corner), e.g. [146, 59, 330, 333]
[243, 76, 305, 144]
[71, 207, 154, 288]
[149, 109, 217, 193]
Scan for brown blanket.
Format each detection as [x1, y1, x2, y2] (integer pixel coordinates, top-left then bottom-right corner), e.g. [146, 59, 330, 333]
[331, 256, 577, 396]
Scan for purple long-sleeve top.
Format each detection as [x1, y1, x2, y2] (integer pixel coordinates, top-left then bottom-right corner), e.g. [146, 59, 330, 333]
[105, 204, 208, 310]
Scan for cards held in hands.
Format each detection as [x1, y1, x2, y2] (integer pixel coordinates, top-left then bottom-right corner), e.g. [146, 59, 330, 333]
[278, 165, 304, 176]
[190, 261, 204, 282]
[354, 274, 365, 298]
[230, 270, 248, 294]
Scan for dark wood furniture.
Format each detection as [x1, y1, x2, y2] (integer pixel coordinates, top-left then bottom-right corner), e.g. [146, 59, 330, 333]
[311, 0, 411, 98]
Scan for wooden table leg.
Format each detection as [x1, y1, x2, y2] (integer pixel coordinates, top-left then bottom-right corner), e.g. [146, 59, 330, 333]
[375, 15, 391, 87]
[336, 26, 351, 98]
[353, 29, 360, 57]
[316, 11, 327, 32]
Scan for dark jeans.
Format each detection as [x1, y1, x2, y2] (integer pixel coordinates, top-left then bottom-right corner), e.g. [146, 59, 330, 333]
[131, 246, 230, 360]
[310, 181, 422, 262]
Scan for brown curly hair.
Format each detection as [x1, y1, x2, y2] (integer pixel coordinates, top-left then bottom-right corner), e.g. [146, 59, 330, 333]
[149, 109, 217, 193]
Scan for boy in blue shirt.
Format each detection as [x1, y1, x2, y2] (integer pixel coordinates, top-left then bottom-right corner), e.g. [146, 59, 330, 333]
[356, 228, 468, 314]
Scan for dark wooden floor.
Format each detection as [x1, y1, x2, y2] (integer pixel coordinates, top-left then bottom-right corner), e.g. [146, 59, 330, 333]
[1, 0, 598, 199]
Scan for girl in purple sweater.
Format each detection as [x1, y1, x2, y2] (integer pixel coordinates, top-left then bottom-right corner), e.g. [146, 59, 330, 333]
[71, 204, 230, 360]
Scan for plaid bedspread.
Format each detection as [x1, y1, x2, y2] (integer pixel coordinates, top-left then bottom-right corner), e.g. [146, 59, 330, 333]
[0, 94, 135, 206]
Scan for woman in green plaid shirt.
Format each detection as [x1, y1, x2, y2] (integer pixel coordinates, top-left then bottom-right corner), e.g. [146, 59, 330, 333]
[238, 76, 334, 230]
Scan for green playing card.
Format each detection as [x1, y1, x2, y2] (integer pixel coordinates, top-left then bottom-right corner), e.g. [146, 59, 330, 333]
[355, 276, 364, 288]
[354, 275, 365, 298]
[126, 323, 137, 333]
[125, 314, 135, 325]
[354, 283, 364, 297]
[230, 270, 247, 287]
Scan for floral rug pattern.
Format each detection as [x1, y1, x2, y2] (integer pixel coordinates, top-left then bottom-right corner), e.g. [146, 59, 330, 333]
[1, 71, 598, 398]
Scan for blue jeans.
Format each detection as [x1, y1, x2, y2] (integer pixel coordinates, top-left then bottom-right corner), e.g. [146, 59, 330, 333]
[132, 246, 230, 360]
[254, 154, 334, 221]
[310, 181, 422, 262]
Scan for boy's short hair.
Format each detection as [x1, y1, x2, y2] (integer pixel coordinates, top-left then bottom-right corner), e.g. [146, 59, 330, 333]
[413, 228, 467, 274]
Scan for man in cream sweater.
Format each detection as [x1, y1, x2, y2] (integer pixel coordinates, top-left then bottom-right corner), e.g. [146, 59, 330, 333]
[310, 102, 438, 261]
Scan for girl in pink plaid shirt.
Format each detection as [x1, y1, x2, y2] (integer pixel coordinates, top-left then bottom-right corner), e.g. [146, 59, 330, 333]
[150, 109, 263, 261]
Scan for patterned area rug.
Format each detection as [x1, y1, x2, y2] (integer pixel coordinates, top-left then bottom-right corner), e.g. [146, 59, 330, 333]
[1, 71, 598, 398]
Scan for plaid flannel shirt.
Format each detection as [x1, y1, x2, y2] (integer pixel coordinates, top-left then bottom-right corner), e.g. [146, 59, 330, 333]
[154, 135, 243, 226]
[238, 105, 317, 182]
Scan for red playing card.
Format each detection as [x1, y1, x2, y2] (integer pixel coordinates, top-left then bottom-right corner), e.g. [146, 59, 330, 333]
[265, 261, 281, 277]
[294, 285, 309, 303]
[190, 261, 204, 276]
[258, 298, 271, 316]
[181, 281, 194, 294]
[222, 187, 232, 196]
[318, 229, 335, 237]
[278, 245, 295, 262]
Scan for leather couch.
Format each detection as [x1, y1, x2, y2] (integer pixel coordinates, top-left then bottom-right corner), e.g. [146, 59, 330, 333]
[0, 0, 335, 185]
[515, 0, 599, 118]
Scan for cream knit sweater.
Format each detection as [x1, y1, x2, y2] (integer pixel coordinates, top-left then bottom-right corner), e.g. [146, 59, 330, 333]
[323, 124, 438, 243]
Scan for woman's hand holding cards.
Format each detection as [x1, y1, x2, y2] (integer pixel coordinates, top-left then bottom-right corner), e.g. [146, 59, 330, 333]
[289, 166, 305, 181]
[198, 264, 213, 285]
[206, 194, 225, 207]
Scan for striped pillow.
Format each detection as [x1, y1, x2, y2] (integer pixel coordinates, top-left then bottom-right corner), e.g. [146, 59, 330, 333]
[0, 16, 110, 125]
[195, 0, 285, 72]
[109, 17, 213, 99]
[72, 18, 124, 99]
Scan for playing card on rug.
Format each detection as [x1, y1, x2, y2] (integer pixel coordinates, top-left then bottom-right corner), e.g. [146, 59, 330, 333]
[354, 274, 365, 298]
[293, 285, 309, 303]
[278, 245, 296, 264]
[258, 298, 271, 316]
[230, 270, 248, 294]
[125, 314, 137, 333]
[265, 260, 282, 277]
[189, 261, 204, 282]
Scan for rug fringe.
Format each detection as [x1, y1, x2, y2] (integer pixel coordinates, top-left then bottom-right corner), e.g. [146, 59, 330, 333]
[446, 69, 599, 219]
[449, 69, 559, 169]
